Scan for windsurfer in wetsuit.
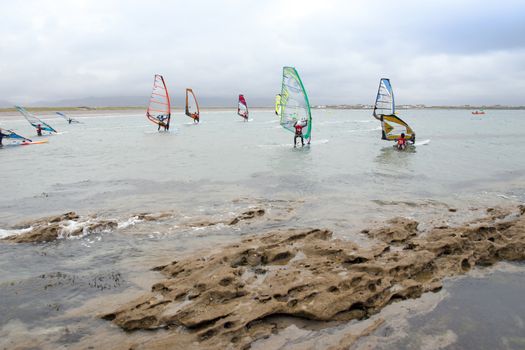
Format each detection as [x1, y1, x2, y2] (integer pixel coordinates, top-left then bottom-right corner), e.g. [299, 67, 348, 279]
[396, 133, 407, 150]
[0, 128, 7, 146]
[36, 124, 42, 136]
[157, 115, 167, 131]
[294, 119, 306, 147]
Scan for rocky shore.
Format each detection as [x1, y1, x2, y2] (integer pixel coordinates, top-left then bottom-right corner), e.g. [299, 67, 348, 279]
[1, 208, 267, 244]
[99, 206, 525, 349]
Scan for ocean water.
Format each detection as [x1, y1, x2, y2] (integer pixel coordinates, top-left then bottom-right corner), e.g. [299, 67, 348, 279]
[0, 108, 524, 348]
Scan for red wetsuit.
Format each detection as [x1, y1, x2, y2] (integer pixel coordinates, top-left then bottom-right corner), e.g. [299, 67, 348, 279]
[294, 123, 304, 147]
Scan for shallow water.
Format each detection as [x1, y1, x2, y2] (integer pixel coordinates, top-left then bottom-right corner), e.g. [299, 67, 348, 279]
[354, 263, 525, 350]
[0, 108, 524, 348]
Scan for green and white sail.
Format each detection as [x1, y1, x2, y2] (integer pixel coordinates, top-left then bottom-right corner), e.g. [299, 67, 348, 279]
[279, 67, 312, 140]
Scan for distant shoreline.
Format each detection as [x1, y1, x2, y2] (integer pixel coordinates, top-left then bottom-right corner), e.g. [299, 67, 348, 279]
[1, 105, 524, 114]
[315, 105, 525, 110]
[0, 106, 271, 114]
[0, 107, 272, 119]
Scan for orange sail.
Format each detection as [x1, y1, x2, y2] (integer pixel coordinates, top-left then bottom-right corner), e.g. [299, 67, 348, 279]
[146, 74, 171, 130]
[185, 88, 200, 122]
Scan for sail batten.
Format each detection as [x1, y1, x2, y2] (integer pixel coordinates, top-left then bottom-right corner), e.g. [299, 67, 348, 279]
[146, 74, 171, 130]
[279, 67, 312, 140]
[15, 106, 57, 133]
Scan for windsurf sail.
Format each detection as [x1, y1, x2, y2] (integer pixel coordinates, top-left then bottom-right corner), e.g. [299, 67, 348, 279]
[275, 94, 282, 116]
[185, 88, 200, 121]
[146, 74, 171, 130]
[372, 78, 415, 142]
[1, 129, 31, 142]
[279, 67, 312, 140]
[56, 112, 80, 124]
[373, 78, 395, 119]
[237, 94, 248, 119]
[15, 106, 57, 133]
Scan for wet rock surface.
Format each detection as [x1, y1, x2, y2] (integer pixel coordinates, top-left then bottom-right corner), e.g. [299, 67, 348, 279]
[362, 217, 419, 244]
[187, 208, 266, 228]
[103, 206, 525, 350]
[1, 212, 117, 243]
[1, 212, 118, 243]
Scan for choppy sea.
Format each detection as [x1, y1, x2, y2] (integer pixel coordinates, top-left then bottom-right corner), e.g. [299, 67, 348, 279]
[0, 108, 524, 349]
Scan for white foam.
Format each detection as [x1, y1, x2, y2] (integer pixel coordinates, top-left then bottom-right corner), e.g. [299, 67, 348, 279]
[346, 126, 382, 133]
[415, 139, 431, 146]
[58, 220, 86, 239]
[257, 139, 329, 148]
[0, 226, 33, 239]
[117, 216, 144, 229]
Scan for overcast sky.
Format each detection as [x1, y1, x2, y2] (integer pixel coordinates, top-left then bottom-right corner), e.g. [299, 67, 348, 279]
[1, 0, 525, 106]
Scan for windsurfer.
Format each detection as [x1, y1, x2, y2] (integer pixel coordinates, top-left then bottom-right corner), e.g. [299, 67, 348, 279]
[396, 133, 407, 150]
[0, 128, 7, 146]
[36, 124, 42, 136]
[68, 118, 72, 124]
[294, 120, 306, 147]
[157, 115, 168, 131]
[193, 114, 199, 123]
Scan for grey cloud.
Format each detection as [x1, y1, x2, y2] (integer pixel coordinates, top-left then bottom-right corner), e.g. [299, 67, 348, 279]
[0, 0, 524, 106]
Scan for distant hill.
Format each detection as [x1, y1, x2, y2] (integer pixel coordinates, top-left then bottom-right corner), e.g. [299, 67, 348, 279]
[23, 95, 274, 108]
[0, 99, 14, 108]
[28, 96, 148, 108]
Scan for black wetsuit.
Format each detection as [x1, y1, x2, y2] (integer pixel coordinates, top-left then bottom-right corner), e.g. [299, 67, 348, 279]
[157, 116, 168, 131]
[0, 131, 5, 146]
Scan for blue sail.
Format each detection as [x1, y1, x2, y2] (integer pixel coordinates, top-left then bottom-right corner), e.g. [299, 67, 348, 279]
[15, 106, 57, 133]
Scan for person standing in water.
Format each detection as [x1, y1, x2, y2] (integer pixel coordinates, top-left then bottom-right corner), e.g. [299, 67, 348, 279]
[0, 128, 8, 146]
[157, 115, 168, 131]
[396, 133, 407, 150]
[294, 120, 306, 148]
[36, 124, 43, 136]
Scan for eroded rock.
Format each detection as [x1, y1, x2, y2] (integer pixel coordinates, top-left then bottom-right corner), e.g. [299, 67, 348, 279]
[364, 217, 419, 244]
[2, 212, 118, 243]
[103, 206, 525, 349]
[187, 208, 266, 228]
